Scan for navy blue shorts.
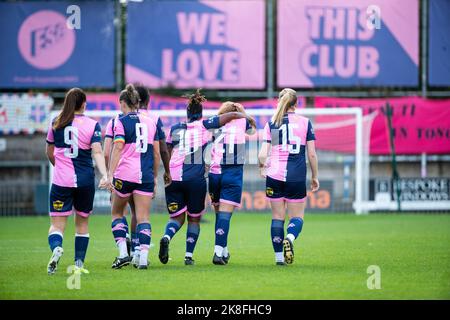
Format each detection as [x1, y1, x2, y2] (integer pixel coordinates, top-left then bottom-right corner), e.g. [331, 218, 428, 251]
[266, 176, 307, 203]
[208, 165, 244, 208]
[164, 179, 207, 217]
[113, 178, 154, 198]
[49, 183, 95, 217]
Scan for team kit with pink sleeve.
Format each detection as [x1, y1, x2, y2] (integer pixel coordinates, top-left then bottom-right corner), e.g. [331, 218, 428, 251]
[263, 112, 316, 202]
[112, 111, 159, 197]
[164, 116, 222, 218]
[208, 118, 253, 208]
[46, 114, 102, 217]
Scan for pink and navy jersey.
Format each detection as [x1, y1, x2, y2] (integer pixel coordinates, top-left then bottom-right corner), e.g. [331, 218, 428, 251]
[105, 110, 165, 141]
[113, 112, 159, 184]
[263, 113, 315, 182]
[167, 116, 221, 181]
[140, 109, 166, 141]
[46, 114, 102, 188]
[209, 118, 252, 174]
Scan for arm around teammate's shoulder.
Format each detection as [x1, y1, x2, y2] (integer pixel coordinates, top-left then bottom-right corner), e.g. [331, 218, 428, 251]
[218, 112, 253, 127]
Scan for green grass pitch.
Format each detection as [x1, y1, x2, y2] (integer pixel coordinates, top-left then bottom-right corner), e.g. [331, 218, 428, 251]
[0, 213, 449, 299]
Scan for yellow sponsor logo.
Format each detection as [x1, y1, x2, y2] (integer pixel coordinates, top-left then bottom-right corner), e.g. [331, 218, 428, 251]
[53, 200, 64, 211]
[168, 202, 179, 213]
[266, 187, 274, 197]
[115, 179, 123, 190]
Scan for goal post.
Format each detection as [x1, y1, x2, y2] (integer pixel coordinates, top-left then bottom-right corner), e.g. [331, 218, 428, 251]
[49, 107, 370, 214]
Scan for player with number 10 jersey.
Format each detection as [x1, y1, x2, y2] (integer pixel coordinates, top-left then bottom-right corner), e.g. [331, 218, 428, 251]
[158, 90, 253, 266]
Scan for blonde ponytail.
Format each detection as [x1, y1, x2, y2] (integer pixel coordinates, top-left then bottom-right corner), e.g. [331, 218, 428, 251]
[271, 88, 297, 127]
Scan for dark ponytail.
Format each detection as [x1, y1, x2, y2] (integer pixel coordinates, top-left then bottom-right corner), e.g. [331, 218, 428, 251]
[183, 88, 206, 121]
[135, 85, 150, 110]
[53, 88, 86, 130]
[119, 84, 140, 110]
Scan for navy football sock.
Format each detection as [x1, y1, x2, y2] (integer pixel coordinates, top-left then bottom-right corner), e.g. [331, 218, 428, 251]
[286, 217, 303, 242]
[164, 219, 182, 241]
[186, 223, 200, 257]
[121, 216, 129, 237]
[74, 233, 89, 264]
[214, 212, 232, 257]
[48, 231, 63, 252]
[137, 223, 151, 265]
[271, 219, 284, 257]
[112, 218, 128, 257]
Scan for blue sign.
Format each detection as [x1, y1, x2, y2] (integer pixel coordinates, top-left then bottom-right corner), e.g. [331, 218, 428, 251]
[0, 1, 115, 88]
[428, 0, 450, 87]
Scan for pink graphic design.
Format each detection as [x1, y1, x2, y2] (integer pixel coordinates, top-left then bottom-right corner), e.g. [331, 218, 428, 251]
[18, 10, 75, 70]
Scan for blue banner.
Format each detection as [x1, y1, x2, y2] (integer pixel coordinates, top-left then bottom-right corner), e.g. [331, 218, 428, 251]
[0, 1, 115, 88]
[428, 0, 450, 87]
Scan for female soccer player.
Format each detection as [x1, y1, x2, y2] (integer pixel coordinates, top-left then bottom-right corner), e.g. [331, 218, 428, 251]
[104, 85, 171, 267]
[46, 88, 109, 275]
[258, 88, 319, 265]
[104, 103, 132, 259]
[158, 89, 253, 265]
[108, 84, 160, 270]
[209, 102, 256, 265]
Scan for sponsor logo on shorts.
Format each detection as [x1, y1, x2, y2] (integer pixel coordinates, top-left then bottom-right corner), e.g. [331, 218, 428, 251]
[53, 200, 64, 211]
[266, 187, 274, 197]
[115, 179, 123, 190]
[168, 202, 179, 213]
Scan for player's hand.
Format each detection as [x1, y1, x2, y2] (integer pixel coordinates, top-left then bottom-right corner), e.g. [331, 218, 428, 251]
[310, 178, 320, 192]
[163, 172, 172, 187]
[98, 175, 109, 190]
[259, 166, 266, 178]
[107, 175, 114, 192]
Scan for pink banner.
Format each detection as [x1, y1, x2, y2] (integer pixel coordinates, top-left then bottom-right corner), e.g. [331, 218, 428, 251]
[315, 97, 450, 155]
[277, 0, 419, 87]
[126, 0, 265, 89]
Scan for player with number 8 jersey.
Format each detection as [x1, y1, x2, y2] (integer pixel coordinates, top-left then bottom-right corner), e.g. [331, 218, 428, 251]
[108, 84, 160, 270]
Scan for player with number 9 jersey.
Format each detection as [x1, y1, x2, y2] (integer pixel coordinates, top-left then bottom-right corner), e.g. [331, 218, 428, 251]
[45, 88, 109, 275]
